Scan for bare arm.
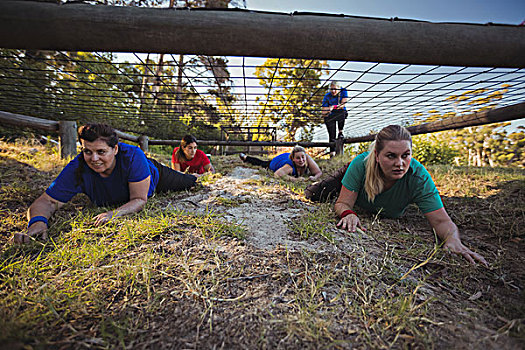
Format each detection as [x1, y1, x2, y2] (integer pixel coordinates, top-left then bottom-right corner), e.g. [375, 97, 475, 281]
[425, 208, 488, 266]
[172, 162, 182, 171]
[274, 164, 304, 182]
[306, 154, 322, 181]
[337, 97, 348, 108]
[14, 193, 65, 243]
[334, 186, 365, 232]
[204, 162, 215, 173]
[93, 176, 150, 226]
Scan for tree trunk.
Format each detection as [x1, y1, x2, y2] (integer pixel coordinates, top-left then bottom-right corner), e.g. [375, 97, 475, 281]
[138, 53, 150, 124]
[176, 54, 184, 115]
[152, 53, 164, 108]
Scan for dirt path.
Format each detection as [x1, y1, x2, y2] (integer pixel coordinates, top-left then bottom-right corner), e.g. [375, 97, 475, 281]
[169, 167, 325, 251]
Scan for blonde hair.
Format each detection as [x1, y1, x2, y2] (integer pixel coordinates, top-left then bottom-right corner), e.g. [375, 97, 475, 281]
[289, 145, 308, 171]
[364, 125, 412, 202]
[329, 81, 339, 89]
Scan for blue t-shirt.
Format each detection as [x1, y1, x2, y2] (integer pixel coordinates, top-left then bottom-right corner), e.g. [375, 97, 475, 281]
[341, 152, 443, 218]
[46, 142, 159, 207]
[269, 153, 297, 176]
[322, 88, 348, 111]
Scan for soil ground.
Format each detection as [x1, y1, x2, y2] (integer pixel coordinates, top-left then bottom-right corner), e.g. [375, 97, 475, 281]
[0, 141, 524, 349]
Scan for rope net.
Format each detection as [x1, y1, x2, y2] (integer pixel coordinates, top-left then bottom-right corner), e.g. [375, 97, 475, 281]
[0, 49, 523, 141]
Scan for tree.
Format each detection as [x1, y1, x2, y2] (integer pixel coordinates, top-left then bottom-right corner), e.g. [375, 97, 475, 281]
[254, 58, 328, 141]
[410, 85, 523, 167]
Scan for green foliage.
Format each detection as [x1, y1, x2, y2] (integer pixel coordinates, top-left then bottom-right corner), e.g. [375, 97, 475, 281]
[0, 48, 228, 141]
[254, 58, 329, 141]
[411, 85, 524, 167]
[412, 134, 458, 165]
[356, 141, 372, 155]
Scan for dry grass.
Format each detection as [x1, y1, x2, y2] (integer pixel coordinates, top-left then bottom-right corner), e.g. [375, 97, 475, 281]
[1, 139, 524, 349]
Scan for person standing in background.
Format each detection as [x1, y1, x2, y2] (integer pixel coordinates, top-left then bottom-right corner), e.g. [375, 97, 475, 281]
[322, 81, 348, 157]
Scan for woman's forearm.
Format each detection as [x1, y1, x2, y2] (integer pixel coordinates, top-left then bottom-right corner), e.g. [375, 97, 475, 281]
[111, 198, 148, 218]
[433, 219, 461, 244]
[334, 202, 352, 217]
[310, 172, 322, 181]
[275, 173, 301, 182]
[28, 193, 61, 220]
[334, 187, 359, 217]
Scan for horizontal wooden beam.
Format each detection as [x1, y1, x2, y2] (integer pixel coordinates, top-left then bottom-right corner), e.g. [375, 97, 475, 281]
[115, 130, 140, 143]
[344, 102, 525, 143]
[0, 110, 59, 132]
[0, 1, 524, 67]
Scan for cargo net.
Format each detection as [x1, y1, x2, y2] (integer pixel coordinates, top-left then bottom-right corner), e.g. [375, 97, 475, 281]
[0, 49, 523, 141]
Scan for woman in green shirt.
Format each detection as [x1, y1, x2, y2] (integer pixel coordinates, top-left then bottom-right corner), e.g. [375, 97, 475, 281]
[335, 125, 487, 266]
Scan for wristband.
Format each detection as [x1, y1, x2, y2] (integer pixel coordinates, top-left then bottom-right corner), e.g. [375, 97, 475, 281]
[28, 216, 48, 229]
[340, 210, 356, 219]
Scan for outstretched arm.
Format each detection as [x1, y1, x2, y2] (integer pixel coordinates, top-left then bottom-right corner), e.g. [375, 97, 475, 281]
[92, 176, 150, 226]
[204, 162, 215, 173]
[274, 164, 304, 182]
[306, 154, 322, 181]
[425, 208, 488, 267]
[14, 193, 65, 243]
[334, 186, 365, 232]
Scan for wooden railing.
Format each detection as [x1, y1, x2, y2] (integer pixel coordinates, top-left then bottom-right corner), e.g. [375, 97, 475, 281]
[0, 111, 77, 158]
[2, 101, 523, 159]
[0, 110, 337, 158]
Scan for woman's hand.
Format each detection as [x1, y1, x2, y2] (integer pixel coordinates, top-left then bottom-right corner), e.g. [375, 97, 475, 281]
[443, 236, 488, 267]
[14, 221, 48, 243]
[337, 214, 366, 233]
[334, 187, 363, 232]
[425, 208, 488, 267]
[14, 193, 63, 244]
[93, 211, 114, 226]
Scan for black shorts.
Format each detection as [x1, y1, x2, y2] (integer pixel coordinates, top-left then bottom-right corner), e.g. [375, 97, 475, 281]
[148, 158, 197, 193]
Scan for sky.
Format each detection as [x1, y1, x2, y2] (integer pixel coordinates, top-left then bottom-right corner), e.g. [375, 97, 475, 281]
[245, 0, 525, 25]
[241, 0, 525, 138]
[117, 0, 524, 139]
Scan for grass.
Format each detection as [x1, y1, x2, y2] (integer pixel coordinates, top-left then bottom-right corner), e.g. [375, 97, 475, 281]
[288, 202, 335, 243]
[1, 139, 524, 349]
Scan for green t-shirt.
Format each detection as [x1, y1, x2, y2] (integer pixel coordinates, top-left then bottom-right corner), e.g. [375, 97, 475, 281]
[341, 152, 443, 218]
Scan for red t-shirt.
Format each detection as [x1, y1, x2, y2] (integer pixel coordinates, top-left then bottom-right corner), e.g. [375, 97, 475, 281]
[171, 147, 211, 174]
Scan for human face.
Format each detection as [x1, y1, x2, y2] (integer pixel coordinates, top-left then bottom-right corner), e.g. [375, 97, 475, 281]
[183, 142, 198, 160]
[329, 85, 339, 96]
[292, 151, 307, 168]
[81, 138, 118, 177]
[375, 140, 412, 183]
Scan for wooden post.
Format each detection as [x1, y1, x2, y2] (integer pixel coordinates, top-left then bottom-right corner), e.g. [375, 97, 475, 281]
[335, 138, 344, 156]
[58, 120, 77, 159]
[138, 135, 149, 153]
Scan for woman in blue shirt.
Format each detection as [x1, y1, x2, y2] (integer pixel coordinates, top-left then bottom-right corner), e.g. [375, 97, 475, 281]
[322, 81, 348, 157]
[15, 123, 196, 243]
[318, 125, 486, 266]
[240, 145, 322, 182]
